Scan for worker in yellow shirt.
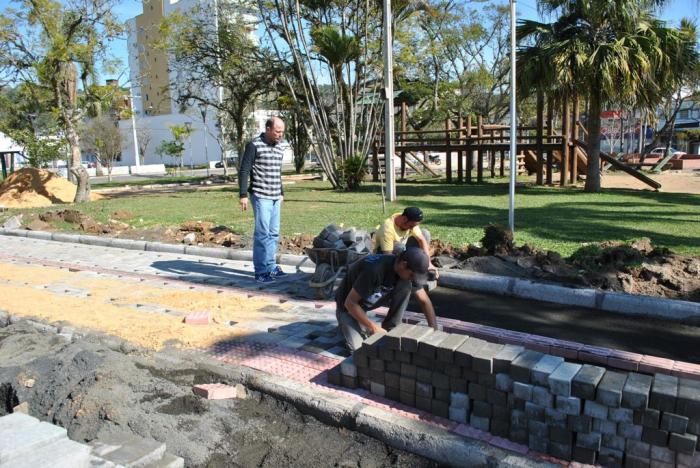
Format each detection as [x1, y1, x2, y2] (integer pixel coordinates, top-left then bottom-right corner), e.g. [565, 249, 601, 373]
[372, 207, 439, 329]
[373, 207, 432, 262]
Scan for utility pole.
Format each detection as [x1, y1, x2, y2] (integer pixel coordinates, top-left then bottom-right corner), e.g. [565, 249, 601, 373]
[383, 0, 396, 201]
[508, 0, 517, 233]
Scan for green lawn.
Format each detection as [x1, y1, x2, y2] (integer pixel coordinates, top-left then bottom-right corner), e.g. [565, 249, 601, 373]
[4, 178, 700, 256]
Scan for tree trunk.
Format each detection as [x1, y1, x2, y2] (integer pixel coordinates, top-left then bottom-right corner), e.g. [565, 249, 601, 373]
[584, 92, 602, 193]
[66, 124, 90, 202]
[234, 115, 245, 177]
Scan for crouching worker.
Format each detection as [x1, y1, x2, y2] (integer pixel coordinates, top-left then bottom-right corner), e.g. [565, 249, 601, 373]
[335, 247, 437, 352]
[373, 206, 438, 280]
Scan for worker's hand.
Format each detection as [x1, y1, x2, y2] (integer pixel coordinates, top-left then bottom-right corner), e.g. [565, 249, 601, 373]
[429, 266, 440, 280]
[369, 322, 386, 335]
[240, 197, 248, 211]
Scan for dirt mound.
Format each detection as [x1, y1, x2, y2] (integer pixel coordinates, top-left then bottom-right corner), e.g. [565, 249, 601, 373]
[280, 233, 316, 255]
[439, 231, 700, 302]
[570, 239, 700, 301]
[0, 168, 101, 208]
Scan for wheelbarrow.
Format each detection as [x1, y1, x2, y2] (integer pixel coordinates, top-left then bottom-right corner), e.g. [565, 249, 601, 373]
[305, 247, 369, 299]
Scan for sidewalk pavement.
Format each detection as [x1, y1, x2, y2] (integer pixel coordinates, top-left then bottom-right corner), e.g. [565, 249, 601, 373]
[1, 235, 699, 466]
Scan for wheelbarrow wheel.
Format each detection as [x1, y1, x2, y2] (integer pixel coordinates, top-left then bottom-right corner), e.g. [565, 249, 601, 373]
[311, 263, 335, 299]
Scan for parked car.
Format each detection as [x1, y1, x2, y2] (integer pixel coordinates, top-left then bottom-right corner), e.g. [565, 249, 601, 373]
[215, 157, 237, 168]
[648, 147, 686, 158]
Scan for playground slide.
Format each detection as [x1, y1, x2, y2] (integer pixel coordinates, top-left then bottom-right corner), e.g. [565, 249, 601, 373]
[574, 140, 661, 190]
[549, 148, 588, 175]
[522, 151, 538, 174]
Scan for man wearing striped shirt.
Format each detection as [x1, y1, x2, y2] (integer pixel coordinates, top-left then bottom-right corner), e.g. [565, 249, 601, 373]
[239, 116, 288, 283]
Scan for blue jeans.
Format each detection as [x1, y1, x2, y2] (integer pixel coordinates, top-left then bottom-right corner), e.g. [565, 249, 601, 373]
[250, 194, 281, 275]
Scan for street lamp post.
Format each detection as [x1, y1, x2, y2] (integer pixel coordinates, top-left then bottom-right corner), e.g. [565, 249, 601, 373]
[129, 94, 141, 173]
[198, 103, 210, 177]
[184, 121, 193, 172]
[383, 0, 396, 202]
[508, 0, 517, 234]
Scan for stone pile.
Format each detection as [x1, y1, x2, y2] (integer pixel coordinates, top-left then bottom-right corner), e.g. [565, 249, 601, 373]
[312, 224, 372, 253]
[329, 323, 700, 467]
[0, 412, 184, 468]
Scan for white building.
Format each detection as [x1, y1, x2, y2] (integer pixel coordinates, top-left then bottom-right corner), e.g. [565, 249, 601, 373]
[118, 0, 289, 169]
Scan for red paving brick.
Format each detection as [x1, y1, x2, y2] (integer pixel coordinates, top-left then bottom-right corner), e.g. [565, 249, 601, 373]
[192, 383, 238, 399]
[184, 311, 211, 325]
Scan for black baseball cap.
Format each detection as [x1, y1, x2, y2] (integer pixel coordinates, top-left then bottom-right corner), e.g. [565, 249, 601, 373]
[402, 207, 423, 222]
[399, 247, 430, 288]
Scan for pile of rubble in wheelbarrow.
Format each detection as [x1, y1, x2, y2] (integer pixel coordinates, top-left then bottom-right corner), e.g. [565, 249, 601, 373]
[306, 225, 374, 298]
[312, 224, 373, 253]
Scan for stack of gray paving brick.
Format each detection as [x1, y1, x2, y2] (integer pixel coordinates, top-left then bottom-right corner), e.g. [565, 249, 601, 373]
[336, 324, 700, 467]
[0, 413, 184, 468]
[312, 224, 372, 253]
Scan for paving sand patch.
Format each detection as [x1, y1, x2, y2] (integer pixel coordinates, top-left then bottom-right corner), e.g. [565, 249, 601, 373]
[0, 167, 102, 208]
[0, 262, 287, 350]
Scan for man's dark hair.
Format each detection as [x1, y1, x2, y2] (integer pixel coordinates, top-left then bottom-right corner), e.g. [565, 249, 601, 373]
[402, 207, 423, 222]
[265, 118, 274, 129]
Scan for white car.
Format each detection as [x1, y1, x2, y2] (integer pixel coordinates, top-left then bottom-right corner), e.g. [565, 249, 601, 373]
[649, 147, 686, 158]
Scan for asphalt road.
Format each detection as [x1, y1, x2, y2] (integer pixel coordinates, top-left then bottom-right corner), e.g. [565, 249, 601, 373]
[411, 286, 700, 364]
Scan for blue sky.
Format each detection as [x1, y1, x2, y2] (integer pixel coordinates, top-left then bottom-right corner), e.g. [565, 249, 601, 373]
[1, 0, 697, 84]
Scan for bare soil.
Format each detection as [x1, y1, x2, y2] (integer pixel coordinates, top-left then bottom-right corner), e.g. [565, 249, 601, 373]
[433, 234, 700, 303]
[0, 322, 435, 468]
[14, 196, 700, 303]
[601, 171, 700, 194]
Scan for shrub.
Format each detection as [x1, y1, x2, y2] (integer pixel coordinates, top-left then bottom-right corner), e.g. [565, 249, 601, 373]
[340, 155, 368, 191]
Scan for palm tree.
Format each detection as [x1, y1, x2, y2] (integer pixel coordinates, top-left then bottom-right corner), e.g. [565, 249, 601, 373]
[517, 0, 698, 192]
[311, 26, 361, 162]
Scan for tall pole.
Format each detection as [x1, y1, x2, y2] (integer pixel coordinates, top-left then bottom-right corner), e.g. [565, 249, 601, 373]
[130, 94, 140, 173]
[203, 116, 210, 177]
[383, 0, 396, 201]
[212, 0, 226, 167]
[508, 0, 517, 233]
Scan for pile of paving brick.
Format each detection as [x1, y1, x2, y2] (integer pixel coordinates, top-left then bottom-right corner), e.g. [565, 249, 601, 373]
[0, 412, 183, 467]
[312, 224, 372, 253]
[328, 324, 700, 467]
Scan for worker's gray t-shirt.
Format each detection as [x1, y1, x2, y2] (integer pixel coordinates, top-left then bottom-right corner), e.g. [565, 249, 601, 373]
[335, 254, 410, 311]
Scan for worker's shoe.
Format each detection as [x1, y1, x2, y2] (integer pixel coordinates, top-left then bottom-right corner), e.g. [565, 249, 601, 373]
[270, 265, 287, 278]
[255, 272, 275, 283]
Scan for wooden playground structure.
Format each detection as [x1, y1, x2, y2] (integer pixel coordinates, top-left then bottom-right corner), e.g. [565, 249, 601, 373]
[372, 102, 661, 190]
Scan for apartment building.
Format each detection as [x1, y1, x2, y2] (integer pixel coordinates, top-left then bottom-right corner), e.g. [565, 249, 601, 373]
[119, 0, 287, 169]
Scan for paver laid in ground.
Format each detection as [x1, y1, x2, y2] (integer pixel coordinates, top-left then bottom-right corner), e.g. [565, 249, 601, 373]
[1, 234, 699, 467]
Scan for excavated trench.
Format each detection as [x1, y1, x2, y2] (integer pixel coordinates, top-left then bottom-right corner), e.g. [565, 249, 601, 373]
[0, 322, 436, 467]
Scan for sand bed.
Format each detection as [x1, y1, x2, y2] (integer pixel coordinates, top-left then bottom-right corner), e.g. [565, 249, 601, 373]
[0, 262, 286, 350]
